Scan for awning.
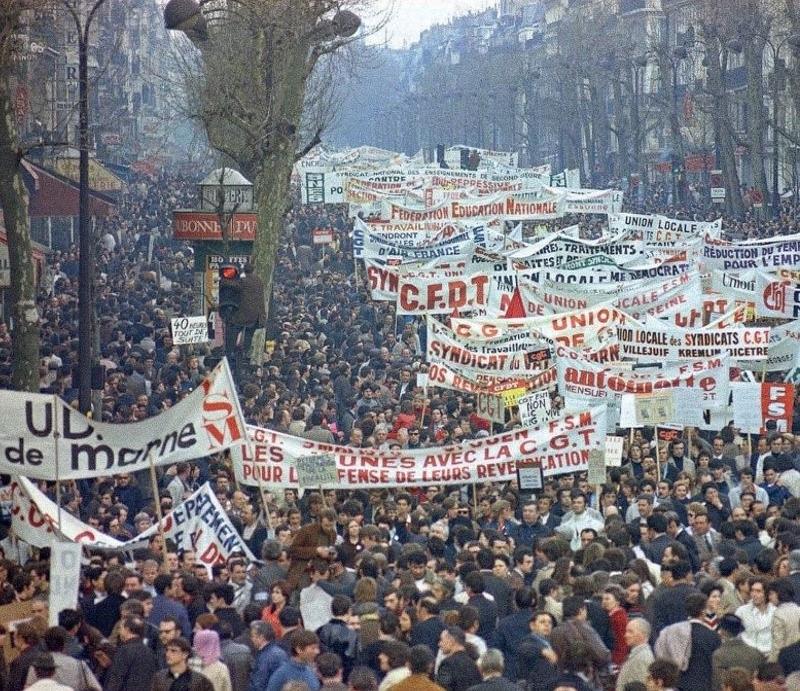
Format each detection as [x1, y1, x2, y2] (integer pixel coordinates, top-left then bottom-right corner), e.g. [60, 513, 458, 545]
[21, 162, 116, 219]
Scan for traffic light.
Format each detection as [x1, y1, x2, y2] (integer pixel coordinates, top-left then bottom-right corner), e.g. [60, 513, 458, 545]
[218, 264, 240, 321]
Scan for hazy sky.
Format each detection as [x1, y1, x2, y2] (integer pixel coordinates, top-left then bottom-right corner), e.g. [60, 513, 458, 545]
[367, 0, 497, 48]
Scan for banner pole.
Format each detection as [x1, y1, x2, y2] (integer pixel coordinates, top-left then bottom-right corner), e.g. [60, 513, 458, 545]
[147, 452, 168, 570]
[53, 394, 63, 535]
[654, 426, 661, 481]
[472, 482, 479, 516]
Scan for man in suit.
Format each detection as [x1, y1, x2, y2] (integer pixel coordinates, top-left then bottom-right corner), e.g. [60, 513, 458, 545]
[103, 615, 157, 691]
[411, 598, 446, 656]
[680, 593, 721, 691]
[665, 512, 700, 573]
[647, 561, 701, 642]
[616, 618, 654, 691]
[536, 496, 560, 534]
[87, 571, 127, 637]
[643, 513, 671, 565]
[788, 550, 800, 605]
[712, 614, 764, 690]
[464, 572, 498, 645]
[692, 510, 721, 565]
[476, 549, 512, 618]
[494, 588, 535, 681]
[468, 649, 519, 691]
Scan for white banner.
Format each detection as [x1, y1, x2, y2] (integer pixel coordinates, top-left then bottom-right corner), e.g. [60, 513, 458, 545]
[703, 232, 800, 271]
[556, 344, 730, 411]
[754, 272, 800, 318]
[12, 477, 126, 549]
[617, 318, 770, 362]
[0, 358, 246, 480]
[609, 213, 722, 243]
[233, 405, 608, 487]
[134, 483, 256, 565]
[48, 542, 82, 626]
[381, 189, 566, 223]
[426, 319, 551, 373]
[424, 361, 557, 396]
[13, 478, 254, 566]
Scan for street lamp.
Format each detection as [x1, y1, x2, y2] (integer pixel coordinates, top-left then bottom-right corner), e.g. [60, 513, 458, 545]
[61, 0, 109, 414]
[765, 33, 800, 218]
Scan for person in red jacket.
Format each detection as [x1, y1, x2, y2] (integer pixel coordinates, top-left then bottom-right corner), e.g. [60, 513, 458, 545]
[602, 584, 629, 667]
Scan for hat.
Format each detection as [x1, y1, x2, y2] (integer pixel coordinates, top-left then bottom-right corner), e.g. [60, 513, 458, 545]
[32, 653, 56, 671]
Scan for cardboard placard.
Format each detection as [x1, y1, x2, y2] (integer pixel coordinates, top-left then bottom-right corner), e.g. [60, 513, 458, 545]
[170, 316, 211, 345]
[0, 601, 33, 661]
[605, 436, 624, 467]
[587, 448, 606, 485]
[295, 453, 338, 488]
[516, 460, 543, 491]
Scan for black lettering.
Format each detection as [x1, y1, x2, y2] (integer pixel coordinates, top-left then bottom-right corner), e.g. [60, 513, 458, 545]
[25, 401, 52, 437]
[71, 444, 114, 471]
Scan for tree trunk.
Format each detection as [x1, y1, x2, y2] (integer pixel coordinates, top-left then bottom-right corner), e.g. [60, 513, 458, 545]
[705, 39, 745, 217]
[0, 68, 40, 392]
[250, 39, 309, 320]
[745, 34, 769, 204]
[612, 73, 631, 180]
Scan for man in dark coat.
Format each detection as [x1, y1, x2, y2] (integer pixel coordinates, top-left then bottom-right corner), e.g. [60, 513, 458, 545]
[476, 549, 512, 618]
[220, 262, 266, 360]
[463, 572, 498, 645]
[647, 560, 700, 642]
[679, 593, 721, 691]
[467, 649, 522, 691]
[86, 571, 127, 637]
[436, 627, 482, 691]
[8, 623, 40, 691]
[494, 588, 535, 681]
[410, 598, 446, 656]
[102, 615, 157, 691]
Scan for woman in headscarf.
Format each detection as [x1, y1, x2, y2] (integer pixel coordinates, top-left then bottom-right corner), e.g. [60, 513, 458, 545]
[192, 629, 232, 691]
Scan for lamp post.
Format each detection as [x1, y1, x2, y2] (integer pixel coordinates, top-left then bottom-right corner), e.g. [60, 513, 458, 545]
[62, 0, 109, 414]
[766, 34, 800, 218]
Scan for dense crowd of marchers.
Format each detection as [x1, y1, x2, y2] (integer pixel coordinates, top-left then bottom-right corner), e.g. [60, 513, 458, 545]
[3, 171, 800, 691]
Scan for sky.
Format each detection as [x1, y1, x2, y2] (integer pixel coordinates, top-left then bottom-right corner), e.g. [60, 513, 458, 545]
[366, 0, 497, 49]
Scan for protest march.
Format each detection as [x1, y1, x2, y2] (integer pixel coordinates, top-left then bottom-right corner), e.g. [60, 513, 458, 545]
[5, 142, 800, 691]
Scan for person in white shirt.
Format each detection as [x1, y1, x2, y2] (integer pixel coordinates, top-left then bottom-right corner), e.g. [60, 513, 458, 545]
[299, 560, 333, 633]
[26, 653, 72, 691]
[728, 469, 770, 509]
[735, 576, 776, 655]
[556, 492, 605, 551]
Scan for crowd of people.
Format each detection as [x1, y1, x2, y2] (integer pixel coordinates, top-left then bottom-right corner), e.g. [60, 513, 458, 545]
[2, 170, 800, 691]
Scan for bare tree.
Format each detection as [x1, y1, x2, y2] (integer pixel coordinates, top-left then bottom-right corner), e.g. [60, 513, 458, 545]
[170, 0, 383, 321]
[0, 1, 43, 392]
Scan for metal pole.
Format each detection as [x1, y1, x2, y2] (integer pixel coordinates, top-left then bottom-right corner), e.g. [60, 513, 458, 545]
[773, 50, 781, 219]
[671, 62, 679, 206]
[78, 28, 92, 414]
